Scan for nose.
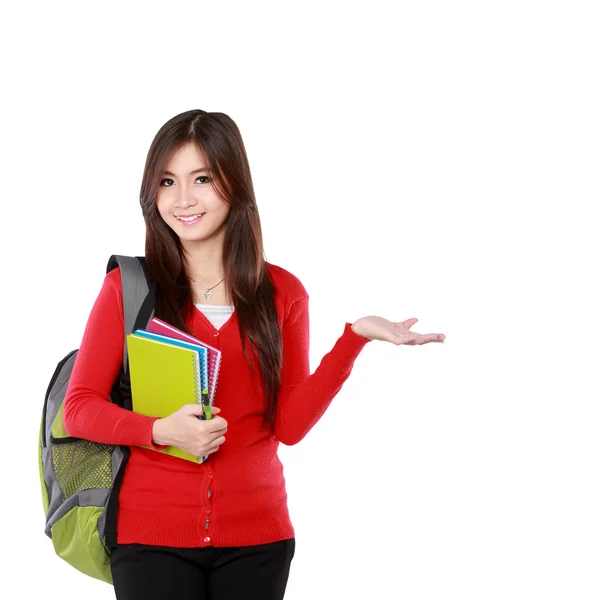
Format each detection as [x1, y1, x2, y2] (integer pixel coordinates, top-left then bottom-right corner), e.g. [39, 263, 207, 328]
[175, 187, 198, 209]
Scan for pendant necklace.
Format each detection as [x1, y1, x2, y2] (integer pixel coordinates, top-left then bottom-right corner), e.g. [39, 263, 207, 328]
[192, 277, 225, 300]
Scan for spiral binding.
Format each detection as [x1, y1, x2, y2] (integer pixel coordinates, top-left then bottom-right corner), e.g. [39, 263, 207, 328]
[192, 355, 201, 402]
[210, 353, 222, 404]
[200, 349, 208, 398]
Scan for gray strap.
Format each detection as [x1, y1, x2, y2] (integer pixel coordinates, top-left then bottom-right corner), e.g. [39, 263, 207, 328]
[112, 256, 152, 372]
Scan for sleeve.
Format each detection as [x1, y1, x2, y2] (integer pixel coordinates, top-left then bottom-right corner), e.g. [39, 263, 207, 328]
[62, 269, 166, 449]
[273, 295, 372, 445]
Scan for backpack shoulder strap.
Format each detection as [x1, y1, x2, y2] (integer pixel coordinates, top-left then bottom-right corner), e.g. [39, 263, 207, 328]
[106, 255, 155, 372]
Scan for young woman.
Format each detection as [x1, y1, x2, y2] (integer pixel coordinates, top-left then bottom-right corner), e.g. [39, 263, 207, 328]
[63, 109, 445, 600]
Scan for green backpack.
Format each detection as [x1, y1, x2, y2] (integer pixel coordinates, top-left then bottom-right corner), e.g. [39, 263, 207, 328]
[39, 255, 155, 584]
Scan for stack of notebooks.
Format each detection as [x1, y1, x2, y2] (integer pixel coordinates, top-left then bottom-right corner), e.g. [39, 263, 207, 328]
[126, 317, 222, 463]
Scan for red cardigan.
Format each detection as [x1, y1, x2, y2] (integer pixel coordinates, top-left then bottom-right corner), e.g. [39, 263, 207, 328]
[63, 263, 371, 548]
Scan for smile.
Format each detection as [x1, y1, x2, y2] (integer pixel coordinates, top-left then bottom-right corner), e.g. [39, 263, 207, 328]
[176, 213, 206, 225]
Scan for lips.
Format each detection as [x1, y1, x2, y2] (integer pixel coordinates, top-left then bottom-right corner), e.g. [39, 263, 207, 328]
[176, 213, 206, 226]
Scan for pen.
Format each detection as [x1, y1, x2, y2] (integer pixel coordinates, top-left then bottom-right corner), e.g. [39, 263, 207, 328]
[199, 388, 212, 462]
[201, 388, 212, 420]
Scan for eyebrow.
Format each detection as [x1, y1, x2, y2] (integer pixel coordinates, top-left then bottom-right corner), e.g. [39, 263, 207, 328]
[163, 168, 209, 176]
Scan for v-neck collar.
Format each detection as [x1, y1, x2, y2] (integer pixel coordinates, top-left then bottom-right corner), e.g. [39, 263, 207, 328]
[193, 304, 237, 335]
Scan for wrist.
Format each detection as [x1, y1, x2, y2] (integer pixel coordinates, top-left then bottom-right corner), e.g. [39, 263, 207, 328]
[151, 418, 170, 446]
[351, 320, 370, 340]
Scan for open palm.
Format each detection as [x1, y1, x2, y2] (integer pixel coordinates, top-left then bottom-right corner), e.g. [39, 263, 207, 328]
[352, 316, 445, 345]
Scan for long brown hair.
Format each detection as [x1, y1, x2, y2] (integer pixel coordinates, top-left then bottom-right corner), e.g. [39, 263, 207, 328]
[139, 109, 282, 432]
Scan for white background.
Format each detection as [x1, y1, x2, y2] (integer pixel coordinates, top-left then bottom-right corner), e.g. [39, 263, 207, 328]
[1, 1, 598, 598]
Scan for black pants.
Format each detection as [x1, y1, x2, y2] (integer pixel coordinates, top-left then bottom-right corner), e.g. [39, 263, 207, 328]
[109, 538, 295, 600]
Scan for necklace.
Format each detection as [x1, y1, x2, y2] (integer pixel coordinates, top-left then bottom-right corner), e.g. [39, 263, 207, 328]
[191, 276, 225, 300]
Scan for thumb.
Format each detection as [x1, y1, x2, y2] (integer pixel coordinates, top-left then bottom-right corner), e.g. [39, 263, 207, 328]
[182, 404, 221, 417]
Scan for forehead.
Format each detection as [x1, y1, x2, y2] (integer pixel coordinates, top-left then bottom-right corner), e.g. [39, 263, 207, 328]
[164, 142, 207, 171]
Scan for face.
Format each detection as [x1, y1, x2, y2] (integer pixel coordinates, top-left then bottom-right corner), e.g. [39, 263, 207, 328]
[156, 142, 231, 247]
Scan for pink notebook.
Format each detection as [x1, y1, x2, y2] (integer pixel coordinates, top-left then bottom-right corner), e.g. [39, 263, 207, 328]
[147, 317, 222, 405]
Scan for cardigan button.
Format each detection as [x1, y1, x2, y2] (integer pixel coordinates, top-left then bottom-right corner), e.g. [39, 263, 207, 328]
[208, 471, 214, 478]
[214, 332, 219, 337]
[204, 537, 211, 543]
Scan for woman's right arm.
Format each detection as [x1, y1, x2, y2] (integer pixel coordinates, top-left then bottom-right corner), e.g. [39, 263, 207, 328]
[63, 268, 163, 448]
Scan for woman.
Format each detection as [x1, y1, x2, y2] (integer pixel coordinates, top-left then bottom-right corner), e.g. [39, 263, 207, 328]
[63, 109, 445, 600]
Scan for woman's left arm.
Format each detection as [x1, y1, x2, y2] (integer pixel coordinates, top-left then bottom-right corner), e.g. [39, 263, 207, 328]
[274, 295, 369, 445]
[273, 296, 445, 446]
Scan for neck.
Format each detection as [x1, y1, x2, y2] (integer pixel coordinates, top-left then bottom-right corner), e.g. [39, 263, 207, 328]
[181, 239, 225, 285]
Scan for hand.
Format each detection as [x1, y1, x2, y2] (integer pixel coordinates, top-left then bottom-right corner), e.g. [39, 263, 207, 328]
[152, 405, 227, 458]
[351, 316, 445, 345]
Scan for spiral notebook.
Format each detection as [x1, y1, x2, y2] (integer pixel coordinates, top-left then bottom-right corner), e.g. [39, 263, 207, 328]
[126, 333, 206, 463]
[147, 317, 222, 405]
[132, 329, 209, 394]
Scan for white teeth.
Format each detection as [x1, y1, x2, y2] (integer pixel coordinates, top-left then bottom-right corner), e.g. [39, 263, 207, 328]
[177, 213, 205, 221]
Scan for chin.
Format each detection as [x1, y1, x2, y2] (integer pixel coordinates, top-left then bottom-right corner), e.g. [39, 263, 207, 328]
[179, 232, 210, 243]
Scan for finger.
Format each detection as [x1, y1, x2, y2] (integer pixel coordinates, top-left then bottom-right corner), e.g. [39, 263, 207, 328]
[394, 332, 417, 344]
[206, 427, 227, 441]
[204, 436, 226, 454]
[395, 331, 444, 346]
[185, 403, 207, 417]
[415, 333, 445, 344]
[428, 333, 445, 342]
[205, 430, 226, 446]
[206, 417, 228, 432]
[210, 406, 221, 415]
[208, 431, 226, 445]
[399, 317, 418, 329]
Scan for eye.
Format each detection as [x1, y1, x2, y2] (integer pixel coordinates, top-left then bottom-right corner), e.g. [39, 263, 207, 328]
[159, 175, 210, 187]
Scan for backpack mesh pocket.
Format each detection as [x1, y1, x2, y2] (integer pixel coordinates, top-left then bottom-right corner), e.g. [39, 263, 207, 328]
[51, 440, 113, 500]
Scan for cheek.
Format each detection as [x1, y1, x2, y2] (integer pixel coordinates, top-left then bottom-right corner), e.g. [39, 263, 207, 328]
[213, 200, 231, 221]
[155, 196, 171, 221]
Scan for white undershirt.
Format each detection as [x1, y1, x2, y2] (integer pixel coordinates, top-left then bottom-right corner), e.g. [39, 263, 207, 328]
[194, 304, 235, 330]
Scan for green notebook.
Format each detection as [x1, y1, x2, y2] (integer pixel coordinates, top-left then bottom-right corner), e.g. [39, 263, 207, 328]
[126, 333, 204, 463]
